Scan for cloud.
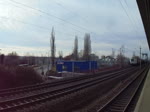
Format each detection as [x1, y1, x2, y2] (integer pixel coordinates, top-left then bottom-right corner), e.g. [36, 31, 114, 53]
[0, 43, 50, 56]
[0, 0, 39, 31]
[0, 0, 148, 57]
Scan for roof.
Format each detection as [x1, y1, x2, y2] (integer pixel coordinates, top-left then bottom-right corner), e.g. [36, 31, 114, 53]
[137, 0, 150, 48]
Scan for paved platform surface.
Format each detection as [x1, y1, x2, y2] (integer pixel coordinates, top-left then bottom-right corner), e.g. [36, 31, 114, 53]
[135, 69, 150, 112]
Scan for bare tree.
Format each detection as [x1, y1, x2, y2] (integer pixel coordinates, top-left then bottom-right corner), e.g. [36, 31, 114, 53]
[83, 33, 91, 61]
[73, 36, 78, 60]
[50, 27, 56, 70]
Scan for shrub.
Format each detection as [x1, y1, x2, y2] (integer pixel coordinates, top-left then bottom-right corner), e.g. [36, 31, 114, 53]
[0, 65, 43, 89]
[0, 65, 16, 89]
[15, 67, 43, 86]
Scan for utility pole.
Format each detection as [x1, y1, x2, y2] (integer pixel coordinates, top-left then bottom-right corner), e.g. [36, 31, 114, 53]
[140, 47, 141, 69]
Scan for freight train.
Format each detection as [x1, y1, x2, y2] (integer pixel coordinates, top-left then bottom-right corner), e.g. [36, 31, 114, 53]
[130, 58, 139, 65]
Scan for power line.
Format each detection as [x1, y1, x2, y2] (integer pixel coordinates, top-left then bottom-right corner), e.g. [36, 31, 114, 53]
[126, 1, 146, 47]
[0, 16, 84, 40]
[123, 0, 140, 30]
[123, 0, 142, 46]
[8, 0, 85, 35]
[4, 0, 88, 36]
[9, 0, 90, 32]
[8, 0, 106, 41]
[0, 16, 50, 30]
[53, 0, 89, 23]
[118, 0, 141, 46]
[119, 0, 138, 33]
[3, 0, 143, 51]
[8, 0, 121, 44]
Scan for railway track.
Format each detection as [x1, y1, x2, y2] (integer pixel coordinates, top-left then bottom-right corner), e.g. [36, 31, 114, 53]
[97, 65, 149, 112]
[0, 67, 131, 95]
[0, 67, 139, 112]
[0, 67, 134, 98]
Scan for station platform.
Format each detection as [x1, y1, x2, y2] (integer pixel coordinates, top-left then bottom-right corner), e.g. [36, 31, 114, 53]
[135, 69, 150, 112]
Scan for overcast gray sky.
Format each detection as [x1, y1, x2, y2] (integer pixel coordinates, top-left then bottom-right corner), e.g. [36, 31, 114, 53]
[0, 0, 149, 58]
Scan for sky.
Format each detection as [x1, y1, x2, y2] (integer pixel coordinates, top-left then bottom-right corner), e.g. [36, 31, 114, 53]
[0, 0, 149, 58]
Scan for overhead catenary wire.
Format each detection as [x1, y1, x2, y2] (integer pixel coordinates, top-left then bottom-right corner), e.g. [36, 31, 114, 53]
[5, 0, 84, 35]
[1, 0, 146, 41]
[118, 0, 142, 50]
[123, 0, 142, 47]
[0, 16, 84, 40]
[0, 16, 85, 56]
[8, 0, 107, 40]
[124, 0, 140, 28]
[0, 1, 91, 41]
[4, 0, 92, 40]
[9, 0, 91, 32]
[1, 0, 147, 57]
[6, 0, 120, 44]
[125, 0, 147, 48]
[3, 0, 105, 42]
[119, 0, 139, 34]
[1, 16, 50, 30]
[53, 0, 89, 23]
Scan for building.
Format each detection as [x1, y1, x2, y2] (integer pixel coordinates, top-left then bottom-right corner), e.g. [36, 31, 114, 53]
[56, 60, 97, 73]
